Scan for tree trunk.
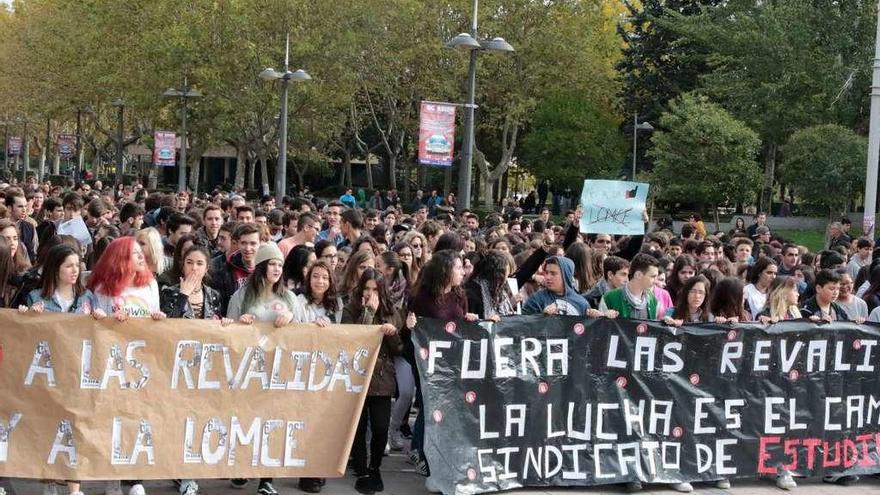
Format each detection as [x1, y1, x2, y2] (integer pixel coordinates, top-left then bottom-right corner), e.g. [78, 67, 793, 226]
[53, 154, 60, 176]
[258, 152, 270, 197]
[189, 148, 204, 195]
[713, 203, 721, 232]
[365, 156, 373, 190]
[234, 146, 246, 191]
[388, 155, 397, 192]
[246, 151, 256, 191]
[759, 142, 777, 215]
[480, 172, 493, 208]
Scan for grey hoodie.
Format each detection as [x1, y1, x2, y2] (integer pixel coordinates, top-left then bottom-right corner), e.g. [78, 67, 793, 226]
[522, 256, 591, 315]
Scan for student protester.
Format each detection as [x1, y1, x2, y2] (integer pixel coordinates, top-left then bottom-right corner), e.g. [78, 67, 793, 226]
[87, 237, 165, 495]
[565, 242, 603, 293]
[340, 250, 376, 296]
[800, 269, 850, 322]
[342, 269, 403, 495]
[598, 253, 661, 319]
[584, 256, 629, 309]
[465, 250, 520, 320]
[314, 239, 339, 273]
[278, 212, 319, 257]
[757, 276, 802, 323]
[743, 258, 778, 320]
[197, 204, 224, 256]
[708, 277, 749, 323]
[377, 251, 409, 310]
[847, 238, 873, 279]
[135, 227, 170, 277]
[224, 243, 299, 495]
[159, 245, 223, 320]
[836, 270, 868, 322]
[666, 254, 698, 301]
[282, 245, 316, 293]
[663, 275, 712, 325]
[523, 256, 600, 317]
[406, 250, 477, 489]
[156, 234, 198, 290]
[209, 223, 261, 314]
[292, 260, 343, 326]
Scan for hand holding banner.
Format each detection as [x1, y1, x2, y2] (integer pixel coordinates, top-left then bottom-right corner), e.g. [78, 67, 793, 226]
[0, 311, 381, 480]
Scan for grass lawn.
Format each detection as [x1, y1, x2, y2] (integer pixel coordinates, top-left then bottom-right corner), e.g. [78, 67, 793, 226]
[775, 230, 826, 252]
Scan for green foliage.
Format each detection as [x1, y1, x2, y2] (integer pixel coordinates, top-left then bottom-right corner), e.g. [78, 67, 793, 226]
[649, 94, 761, 206]
[520, 92, 624, 183]
[779, 124, 866, 215]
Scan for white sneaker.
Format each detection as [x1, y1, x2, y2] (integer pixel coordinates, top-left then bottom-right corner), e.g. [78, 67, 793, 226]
[389, 430, 407, 451]
[776, 473, 797, 490]
[716, 479, 731, 489]
[179, 480, 198, 495]
[670, 482, 693, 493]
[105, 481, 123, 495]
[129, 483, 146, 495]
[425, 476, 443, 493]
[43, 483, 59, 495]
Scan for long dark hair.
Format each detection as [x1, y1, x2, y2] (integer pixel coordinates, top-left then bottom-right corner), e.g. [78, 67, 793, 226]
[40, 245, 85, 300]
[747, 257, 777, 285]
[709, 277, 748, 320]
[283, 245, 314, 291]
[241, 259, 288, 313]
[303, 260, 339, 312]
[0, 237, 15, 306]
[671, 274, 710, 322]
[181, 245, 212, 286]
[348, 268, 394, 321]
[667, 254, 697, 301]
[470, 250, 510, 304]
[414, 249, 463, 302]
[167, 234, 198, 282]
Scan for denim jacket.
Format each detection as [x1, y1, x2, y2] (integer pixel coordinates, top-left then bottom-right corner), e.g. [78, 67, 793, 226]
[26, 288, 97, 314]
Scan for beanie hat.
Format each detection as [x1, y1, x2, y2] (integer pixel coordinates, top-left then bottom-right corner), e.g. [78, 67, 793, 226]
[254, 242, 284, 266]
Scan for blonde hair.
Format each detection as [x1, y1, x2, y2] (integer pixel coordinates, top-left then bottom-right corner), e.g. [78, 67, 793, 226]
[767, 276, 802, 320]
[135, 227, 170, 275]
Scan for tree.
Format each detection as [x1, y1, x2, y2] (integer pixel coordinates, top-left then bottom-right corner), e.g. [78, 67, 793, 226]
[649, 94, 762, 227]
[519, 91, 624, 183]
[669, 0, 875, 212]
[615, 0, 722, 173]
[779, 124, 866, 218]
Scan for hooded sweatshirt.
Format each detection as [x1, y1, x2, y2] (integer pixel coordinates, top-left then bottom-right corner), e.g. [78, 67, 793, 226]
[522, 256, 591, 316]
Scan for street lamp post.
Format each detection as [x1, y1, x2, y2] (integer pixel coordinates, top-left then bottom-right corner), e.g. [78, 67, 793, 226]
[260, 32, 312, 204]
[445, 0, 514, 211]
[163, 79, 203, 193]
[864, 0, 880, 238]
[631, 112, 654, 179]
[112, 98, 125, 185]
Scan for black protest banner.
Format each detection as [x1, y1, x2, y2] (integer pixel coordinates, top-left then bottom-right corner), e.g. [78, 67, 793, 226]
[412, 316, 880, 494]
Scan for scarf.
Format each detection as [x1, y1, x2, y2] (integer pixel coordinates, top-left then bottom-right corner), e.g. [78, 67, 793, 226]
[624, 283, 649, 320]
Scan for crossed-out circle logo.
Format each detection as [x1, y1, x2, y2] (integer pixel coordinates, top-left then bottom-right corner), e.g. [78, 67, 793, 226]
[467, 468, 477, 481]
[788, 369, 800, 381]
[615, 376, 628, 388]
[419, 347, 429, 360]
[636, 323, 648, 335]
[538, 382, 549, 394]
[672, 426, 684, 438]
[727, 330, 738, 341]
[853, 339, 863, 350]
[445, 322, 456, 334]
[689, 373, 700, 385]
[573, 323, 585, 335]
[432, 410, 443, 423]
[465, 391, 477, 403]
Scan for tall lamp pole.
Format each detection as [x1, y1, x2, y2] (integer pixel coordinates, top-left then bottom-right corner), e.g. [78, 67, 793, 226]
[864, 0, 880, 239]
[259, 32, 312, 204]
[445, 0, 514, 210]
[163, 79, 203, 193]
[112, 98, 125, 185]
[631, 112, 654, 179]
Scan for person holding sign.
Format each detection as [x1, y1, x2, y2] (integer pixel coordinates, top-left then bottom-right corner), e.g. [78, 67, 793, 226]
[86, 237, 165, 495]
[341, 269, 403, 495]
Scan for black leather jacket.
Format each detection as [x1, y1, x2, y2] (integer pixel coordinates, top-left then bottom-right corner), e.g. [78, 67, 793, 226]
[160, 283, 223, 319]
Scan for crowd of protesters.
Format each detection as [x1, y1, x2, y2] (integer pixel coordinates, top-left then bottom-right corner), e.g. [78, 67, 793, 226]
[4, 177, 876, 494]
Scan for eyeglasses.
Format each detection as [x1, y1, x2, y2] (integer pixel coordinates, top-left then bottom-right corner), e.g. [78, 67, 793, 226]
[411, 243, 423, 248]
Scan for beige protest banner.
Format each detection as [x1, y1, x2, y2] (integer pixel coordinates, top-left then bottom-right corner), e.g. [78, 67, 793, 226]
[0, 310, 382, 480]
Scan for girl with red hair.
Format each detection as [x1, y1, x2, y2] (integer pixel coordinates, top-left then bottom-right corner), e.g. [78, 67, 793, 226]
[88, 236, 165, 321]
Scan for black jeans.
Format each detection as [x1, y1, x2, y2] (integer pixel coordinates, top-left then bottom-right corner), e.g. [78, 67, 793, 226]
[351, 396, 392, 474]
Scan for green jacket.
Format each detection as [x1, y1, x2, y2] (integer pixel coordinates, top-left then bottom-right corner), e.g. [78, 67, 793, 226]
[601, 287, 658, 320]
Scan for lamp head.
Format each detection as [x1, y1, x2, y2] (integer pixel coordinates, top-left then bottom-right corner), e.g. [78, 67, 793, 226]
[446, 32, 481, 50]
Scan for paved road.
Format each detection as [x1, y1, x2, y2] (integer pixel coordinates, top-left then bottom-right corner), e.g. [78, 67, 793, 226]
[4, 450, 880, 495]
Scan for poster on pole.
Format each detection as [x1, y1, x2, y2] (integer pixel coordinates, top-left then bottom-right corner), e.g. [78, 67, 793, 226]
[418, 102, 456, 166]
[7, 136, 22, 156]
[153, 131, 176, 167]
[579, 179, 650, 236]
[57, 134, 75, 159]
